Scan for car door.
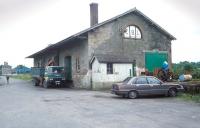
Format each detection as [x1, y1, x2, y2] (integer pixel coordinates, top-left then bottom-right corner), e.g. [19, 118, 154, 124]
[147, 77, 167, 95]
[135, 77, 151, 95]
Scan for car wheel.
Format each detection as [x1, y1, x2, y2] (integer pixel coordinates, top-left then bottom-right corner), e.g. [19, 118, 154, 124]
[122, 94, 128, 98]
[168, 88, 177, 97]
[128, 91, 138, 99]
[43, 80, 49, 88]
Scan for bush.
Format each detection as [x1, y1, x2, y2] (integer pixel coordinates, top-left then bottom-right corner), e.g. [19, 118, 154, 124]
[173, 62, 200, 80]
[184, 64, 193, 74]
[11, 74, 32, 80]
[192, 69, 200, 79]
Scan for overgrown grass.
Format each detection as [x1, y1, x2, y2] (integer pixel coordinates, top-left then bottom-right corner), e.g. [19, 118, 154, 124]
[11, 74, 32, 81]
[178, 93, 200, 103]
[185, 79, 200, 84]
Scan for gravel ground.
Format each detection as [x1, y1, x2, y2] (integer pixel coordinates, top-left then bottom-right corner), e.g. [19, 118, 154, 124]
[0, 78, 200, 128]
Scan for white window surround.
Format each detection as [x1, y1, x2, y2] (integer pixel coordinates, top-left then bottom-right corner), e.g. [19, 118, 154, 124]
[107, 63, 113, 74]
[76, 57, 80, 72]
[124, 25, 142, 39]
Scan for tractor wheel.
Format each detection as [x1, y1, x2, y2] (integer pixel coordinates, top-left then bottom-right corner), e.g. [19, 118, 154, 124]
[43, 80, 49, 88]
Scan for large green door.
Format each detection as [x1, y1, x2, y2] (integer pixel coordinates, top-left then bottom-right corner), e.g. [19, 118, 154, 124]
[145, 52, 168, 72]
[132, 60, 136, 76]
[64, 56, 72, 81]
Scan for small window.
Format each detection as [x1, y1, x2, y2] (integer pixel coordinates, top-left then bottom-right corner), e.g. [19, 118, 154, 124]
[37, 60, 42, 67]
[37, 62, 40, 67]
[76, 57, 80, 72]
[136, 77, 148, 84]
[124, 25, 142, 39]
[107, 63, 113, 74]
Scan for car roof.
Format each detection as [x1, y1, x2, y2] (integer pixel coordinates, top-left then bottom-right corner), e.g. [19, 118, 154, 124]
[136, 76, 155, 78]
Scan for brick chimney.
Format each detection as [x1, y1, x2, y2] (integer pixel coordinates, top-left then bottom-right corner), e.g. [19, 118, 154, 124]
[90, 3, 98, 27]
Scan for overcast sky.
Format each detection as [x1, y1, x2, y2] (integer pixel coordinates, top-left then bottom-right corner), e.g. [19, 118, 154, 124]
[0, 0, 199, 67]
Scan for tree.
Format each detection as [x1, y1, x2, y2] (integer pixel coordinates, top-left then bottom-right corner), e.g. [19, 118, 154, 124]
[184, 64, 193, 74]
[172, 61, 200, 79]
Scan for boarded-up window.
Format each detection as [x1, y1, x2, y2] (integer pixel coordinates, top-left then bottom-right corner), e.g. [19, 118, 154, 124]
[107, 63, 113, 74]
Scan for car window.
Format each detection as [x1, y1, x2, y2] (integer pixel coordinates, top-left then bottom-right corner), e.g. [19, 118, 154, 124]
[123, 77, 132, 83]
[147, 77, 161, 84]
[127, 77, 137, 85]
[136, 77, 148, 84]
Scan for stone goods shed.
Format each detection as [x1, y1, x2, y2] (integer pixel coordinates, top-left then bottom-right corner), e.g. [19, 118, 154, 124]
[27, 3, 176, 89]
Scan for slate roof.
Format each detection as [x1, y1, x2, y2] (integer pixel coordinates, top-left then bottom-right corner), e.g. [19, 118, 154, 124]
[27, 8, 176, 58]
[90, 54, 135, 64]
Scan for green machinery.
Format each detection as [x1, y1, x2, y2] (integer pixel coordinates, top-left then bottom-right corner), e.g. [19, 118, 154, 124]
[31, 66, 66, 88]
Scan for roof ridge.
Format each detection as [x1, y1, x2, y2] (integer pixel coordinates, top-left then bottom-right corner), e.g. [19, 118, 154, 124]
[27, 7, 176, 58]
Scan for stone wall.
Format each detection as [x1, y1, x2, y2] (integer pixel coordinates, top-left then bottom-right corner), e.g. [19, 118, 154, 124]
[33, 11, 173, 89]
[88, 12, 172, 69]
[59, 39, 90, 89]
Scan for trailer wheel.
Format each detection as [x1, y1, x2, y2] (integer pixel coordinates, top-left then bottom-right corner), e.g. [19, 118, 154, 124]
[35, 82, 39, 86]
[34, 79, 39, 86]
[43, 80, 49, 88]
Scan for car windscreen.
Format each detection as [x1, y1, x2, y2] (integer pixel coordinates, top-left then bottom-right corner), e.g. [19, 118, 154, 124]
[47, 67, 64, 74]
[52, 67, 64, 74]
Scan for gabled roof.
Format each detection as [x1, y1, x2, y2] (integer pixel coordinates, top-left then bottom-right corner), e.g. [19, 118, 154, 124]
[90, 54, 135, 64]
[27, 8, 176, 58]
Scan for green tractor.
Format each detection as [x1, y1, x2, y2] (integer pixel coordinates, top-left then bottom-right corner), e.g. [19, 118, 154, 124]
[31, 66, 66, 88]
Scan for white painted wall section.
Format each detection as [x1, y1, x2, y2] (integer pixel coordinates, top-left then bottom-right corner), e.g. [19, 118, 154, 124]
[92, 59, 132, 83]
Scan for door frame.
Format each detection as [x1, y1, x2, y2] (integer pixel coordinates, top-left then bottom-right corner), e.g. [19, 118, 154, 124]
[64, 56, 72, 81]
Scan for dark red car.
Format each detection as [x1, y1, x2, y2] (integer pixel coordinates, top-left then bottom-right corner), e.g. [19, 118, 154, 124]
[111, 76, 184, 99]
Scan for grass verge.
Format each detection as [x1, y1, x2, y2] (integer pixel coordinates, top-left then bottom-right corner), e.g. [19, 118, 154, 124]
[178, 93, 200, 103]
[11, 74, 32, 81]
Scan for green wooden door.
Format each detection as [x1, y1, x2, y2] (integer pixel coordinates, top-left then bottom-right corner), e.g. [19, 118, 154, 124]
[145, 52, 168, 72]
[132, 61, 136, 76]
[64, 56, 72, 81]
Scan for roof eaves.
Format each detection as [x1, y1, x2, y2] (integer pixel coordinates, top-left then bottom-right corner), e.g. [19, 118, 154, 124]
[27, 7, 176, 58]
[26, 34, 80, 58]
[134, 9, 176, 40]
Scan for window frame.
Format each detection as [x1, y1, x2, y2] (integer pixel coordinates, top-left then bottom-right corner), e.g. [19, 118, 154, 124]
[123, 25, 142, 39]
[135, 77, 148, 84]
[147, 77, 160, 84]
[76, 57, 80, 73]
[107, 63, 113, 74]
